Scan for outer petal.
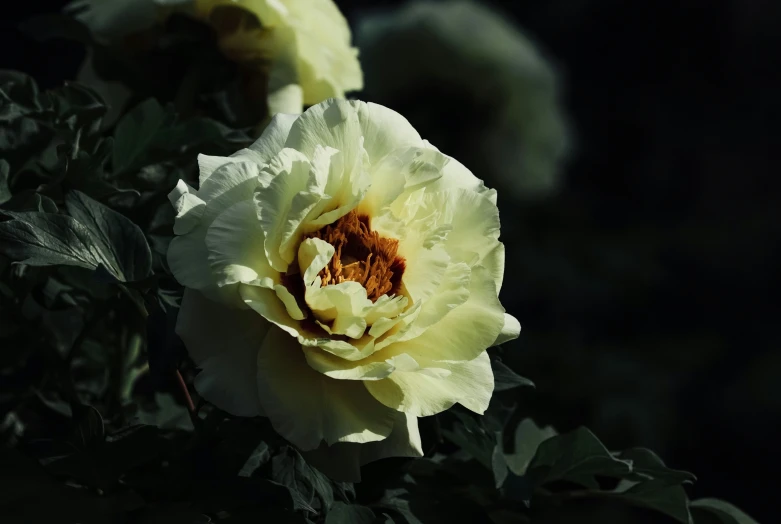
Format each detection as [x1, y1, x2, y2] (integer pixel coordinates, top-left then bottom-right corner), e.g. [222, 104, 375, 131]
[243, 112, 300, 164]
[365, 351, 494, 417]
[302, 411, 423, 482]
[205, 200, 278, 288]
[357, 102, 423, 164]
[364, 266, 504, 416]
[168, 163, 261, 307]
[423, 147, 498, 204]
[483, 242, 505, 293]
[176, 289, 267, 417]
[420, 188, 501, 269]
[392, 266, 505, 361]
[493, 313, 521, 346]
[284, 99, 423, 168]
[256, 325, 396, 451]
[168, 180, 205, 235]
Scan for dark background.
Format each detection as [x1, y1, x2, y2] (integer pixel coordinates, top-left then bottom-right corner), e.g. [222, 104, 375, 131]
[3, 0, 780, 521]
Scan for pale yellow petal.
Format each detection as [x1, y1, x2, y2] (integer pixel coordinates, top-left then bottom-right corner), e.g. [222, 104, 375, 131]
[391, 265, 505, 362]
[284, 99, 423, 170]
[256, 325, 396, 450]
[298, 237, 334, 286]
[205, 200, 278, 288]
[255, 148, 313, 271]
[493, 313, 521, 346]
[419, 188, 501, 269]
[365, 351, 494, 417]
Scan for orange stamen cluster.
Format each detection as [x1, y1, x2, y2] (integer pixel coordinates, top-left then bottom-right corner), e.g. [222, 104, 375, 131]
[305, 211, 405, 302]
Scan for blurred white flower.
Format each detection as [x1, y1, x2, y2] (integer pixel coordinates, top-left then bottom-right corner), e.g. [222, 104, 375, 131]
[356, 0, 571, 198]
[66, 0, 363, 116]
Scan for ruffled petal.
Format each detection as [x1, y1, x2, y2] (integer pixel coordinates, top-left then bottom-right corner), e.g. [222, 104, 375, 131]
[285, 99, 423, 169]
[255, 148, 314, 271]
[168, 166, 261, 307]
[197, 160, 262, 208]
[205, 200, 278, 288]
[483, 242, 505, 293]
[396, 222, 450, 305]
[418, 188, 501, 268]
[256, 326, 396, 450]
[392, 266, 505, 362]
[176, 289, 267, 417]
[493, 313, 521, 346]
[302, 347, 419, 381]
[365, 351, 494, 417]
[422, 149, 497, 204]
[357, 103, 422, 165]
[168, 180, 205, 235]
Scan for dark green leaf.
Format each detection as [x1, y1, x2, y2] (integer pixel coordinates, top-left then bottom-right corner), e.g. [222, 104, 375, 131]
[0, 191, 151, 281]
[617, 480, 692, 524]
[63, 190, 152, 281]
[492, 359, 535, 391]
[491, 443, 509, 488]
[375, 489, 422, 524]
[272, 446, 335, 513]
[71, 403, 105, 450]
[617, 448, 696, 484]
[19, 13, 94, 46]
[112, 98, 171, 174]
[239, 441, 271, 478]
[526, 426, 632, 488]
[161, 117, 250, 151]
[505, 418, 557, 476]
[442, 410, 497, 470]
[0, 159, 10, 204]
[690, 499, 758, 524]
[325, 502, 376, 524]
[0, 210, 105, 269]
[135, 393, 192, 431]
[1, 191, 58, 213]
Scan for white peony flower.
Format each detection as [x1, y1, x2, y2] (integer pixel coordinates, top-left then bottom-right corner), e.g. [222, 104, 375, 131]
[356, 0, 570, 198]
[169, 98, 520, 480]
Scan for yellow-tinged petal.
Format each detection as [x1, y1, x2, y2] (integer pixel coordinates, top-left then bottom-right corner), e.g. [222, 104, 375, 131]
[392, 265, 505, 361]
[205, 200, 278, 288]
[255, 148, 313, 271]
[420, 144, 498, 204]
[493, 313, 521, 346]
[168, 164, 262, 307]
[417, 188, 501, 269]
[365, 351, 494, 417]
[256, 325, 396, 450]
[298, 237, 334, 285]
[284, 99, 422, 169]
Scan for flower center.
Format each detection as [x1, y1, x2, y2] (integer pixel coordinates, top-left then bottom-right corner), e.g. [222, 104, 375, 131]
[305, 211, 406, 302]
